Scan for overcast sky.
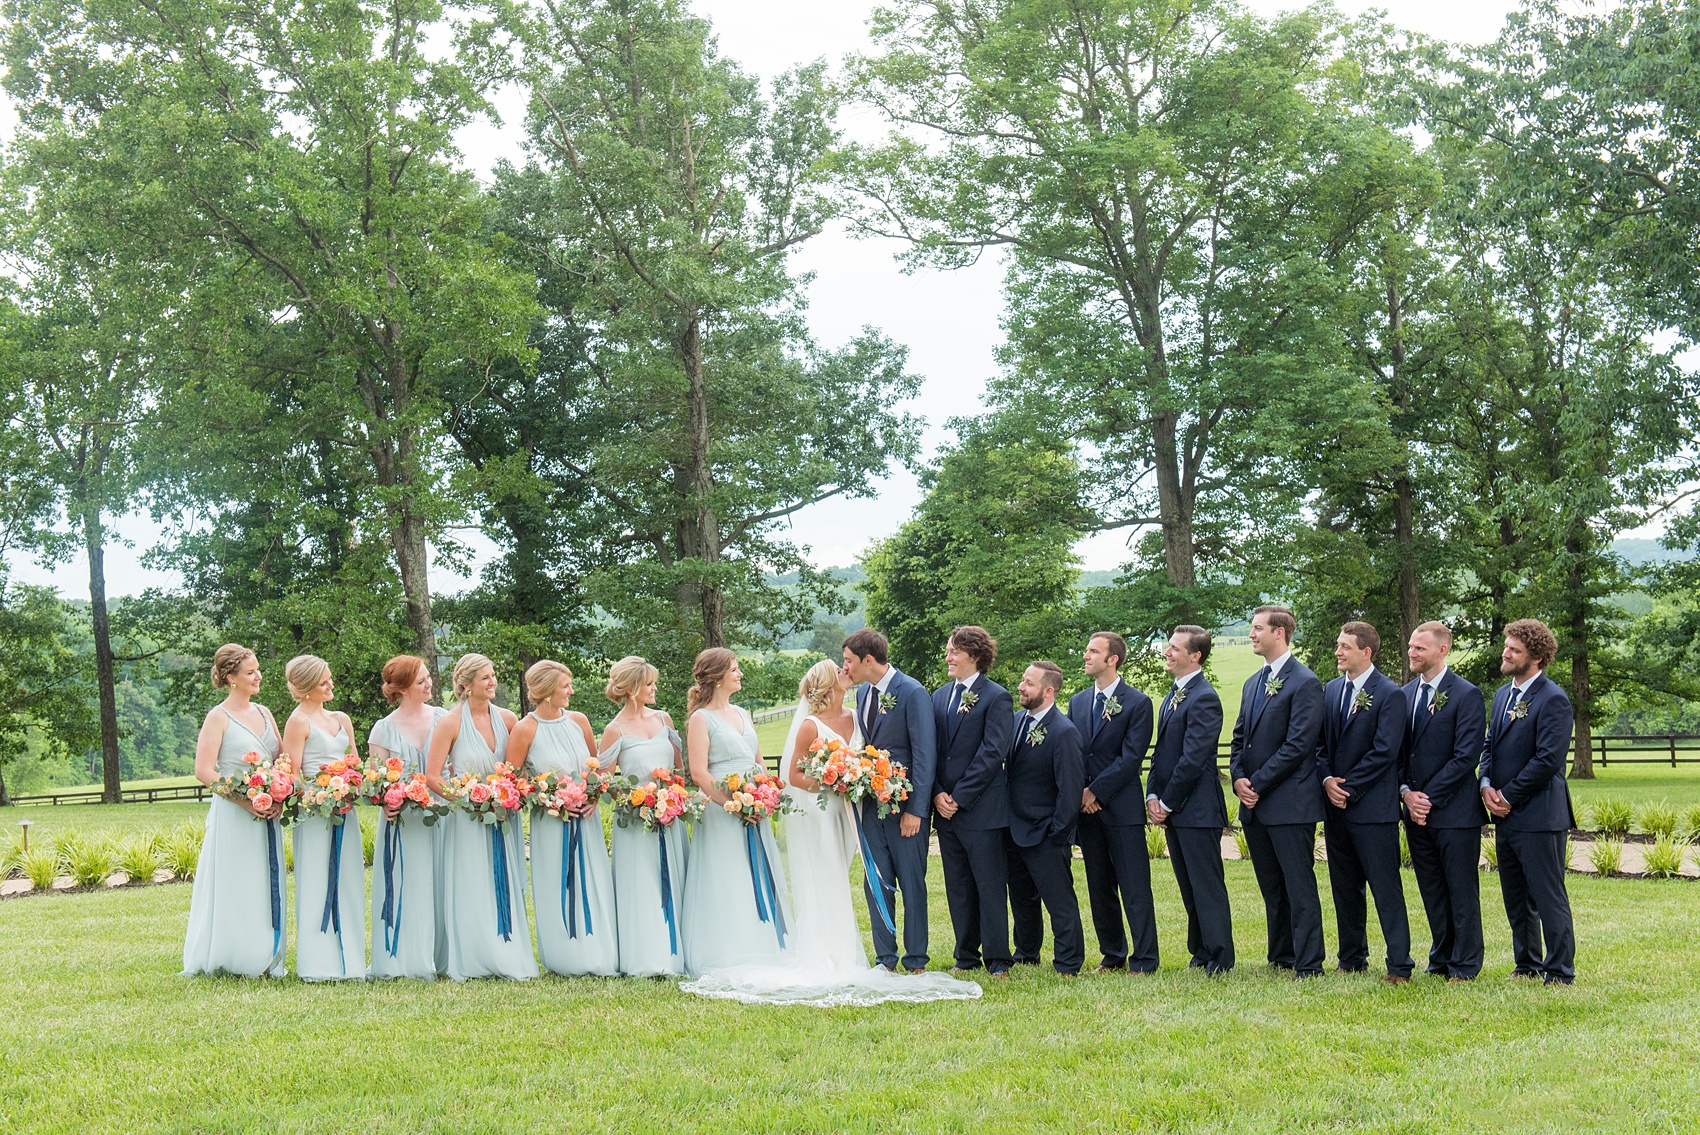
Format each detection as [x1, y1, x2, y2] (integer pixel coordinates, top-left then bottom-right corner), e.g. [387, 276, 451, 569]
[14, 0, 1529, 599]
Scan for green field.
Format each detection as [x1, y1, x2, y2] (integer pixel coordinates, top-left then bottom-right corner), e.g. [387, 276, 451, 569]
[2, 843, 1697, 1132]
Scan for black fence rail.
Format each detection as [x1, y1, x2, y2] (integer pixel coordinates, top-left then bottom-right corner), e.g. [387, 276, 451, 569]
[9, 783, 211, 807]
[1592, 734, 1700, 768]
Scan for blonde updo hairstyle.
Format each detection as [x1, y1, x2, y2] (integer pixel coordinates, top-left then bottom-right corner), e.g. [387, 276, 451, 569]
[686, 647, 738, 715]
[210, 644, 257, 689]
[452, 653, 495, 701]
[525, 659, 573, 705]
[284, 654, 331, 703]
[799, 659, 841, 715]
[605, 655, 658, 704]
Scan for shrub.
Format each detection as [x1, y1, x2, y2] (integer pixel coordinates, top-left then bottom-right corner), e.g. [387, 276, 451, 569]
[1590, 797, 1633, 836]
[1589, 837, 1623, 876]
[21, 846, 59, 890]
[1399, 827, 1412, 869]
[1145, 825, 1168, 860]
[66, 838, 117, 888]
[1636, 800, 1679, 839]
[360, 816, 376, 867]
[1481, 837, 1498, 870]
[1680, 803, 1700, 842]
[51, 830, 84, 869]
[1564, 836, 1576, 872]
[162, 825, 203, 879]
[0, 833, 20, 879]
[116, 835, 162, 883]
[1643, 835, 1689, 879]
[1231, 826, 1249, 861]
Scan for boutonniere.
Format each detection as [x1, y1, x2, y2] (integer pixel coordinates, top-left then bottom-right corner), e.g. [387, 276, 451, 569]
[1101, 694, 1122, 721]
[958, 690, 978, 713]
[1429, 690, 1448, 714]
[1351, 689, 1373, 714]
[1264, 676, 1284, 697]
[1169, 686, 1188, 709]
[879, 692, 897, 715]
[1509, 699, 1529, 721]
[1027, 724, 1047, 747]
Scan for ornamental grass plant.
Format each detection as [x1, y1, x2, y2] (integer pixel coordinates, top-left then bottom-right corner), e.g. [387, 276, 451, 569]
[1642, 835, 1689, 879]
[1635, 800, 1679, 839]
[161, 825, 202, 879]
[21, 845, 58, 890]
[1590, 797, 1633, 836]
[116, 834, 162, 883]
[66, 837, 117, 888]
[1589, 837, 1624, 877]
[1146, 825, 1168, 860]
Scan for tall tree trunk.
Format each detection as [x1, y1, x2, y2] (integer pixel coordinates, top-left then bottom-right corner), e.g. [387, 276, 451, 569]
[1566, 541, 1595, 779]
[1150, 410, 1197, 620]
[393, 504, 436, 670]
[0, 758, 10, 807]
[83, 503, 122, 804]
[1392, 473, 1420, 679]
[678, 309, 726, 648]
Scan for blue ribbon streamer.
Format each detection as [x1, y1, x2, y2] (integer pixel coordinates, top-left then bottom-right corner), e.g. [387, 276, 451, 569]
[492, 819, 513, 942]
[265, 818, 282, 959]
[744, 823, 787, 948]
[381, 816, 404, 958]
[854, 810, 897, 934]
[320, 819, 346, 976]
[659, 825, 678, 956]
[563, 816, 593, 939]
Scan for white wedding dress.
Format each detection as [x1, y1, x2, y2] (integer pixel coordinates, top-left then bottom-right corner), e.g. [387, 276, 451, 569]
[679, 705, 982, 1007]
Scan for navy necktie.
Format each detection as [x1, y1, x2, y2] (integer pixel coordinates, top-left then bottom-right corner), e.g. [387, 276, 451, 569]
[1015, 715, 1034, 752]
[1249, 666, 1270, 720]
[1163, 682, 1179, 716]
[865, 687, 879, 737]
[1092, 690, 1105, 739]
[1340, 681, 1353, 729]
[1412, 682, 1431, 728]
[947, 682, 963, 718]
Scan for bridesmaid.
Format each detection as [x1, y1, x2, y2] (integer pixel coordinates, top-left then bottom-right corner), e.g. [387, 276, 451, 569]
[182, 644, 287, 977]
[282, 655, 366, 981]
[367, 655, 444, 980]
[512, 660, 618, 977]
[427, 653, 537, 981]
[601, 655, 689, 977]
[679, 648, 792, 976]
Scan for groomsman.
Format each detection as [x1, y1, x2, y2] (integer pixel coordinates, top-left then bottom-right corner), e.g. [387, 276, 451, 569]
[1481, 618, 1577, 984]
[1399, 620, 1488, 981]
[1005, 661, 1087, 975]
[843, 629, 938, 973]
[1066, 632, 1158, 974]
[1317, 621, 1413, 982]
[931, 626, 1015, 975]
[1145, 626, 1233, 974]
[1229, 605, 1326, 978]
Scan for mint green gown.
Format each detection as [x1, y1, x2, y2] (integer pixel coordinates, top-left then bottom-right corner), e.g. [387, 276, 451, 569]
[294, 721, 367, 981]
[679, 707, 792, 977]
[439, 702, 538, 981]
[181, 707, 287, 977]
[367, 708, 444, 980]
[606, 728, 690, 976]
[526, 712, 619, 976]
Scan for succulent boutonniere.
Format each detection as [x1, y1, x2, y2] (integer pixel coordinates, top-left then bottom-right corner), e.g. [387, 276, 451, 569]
[958, 690, 979, 714]
[1351, 689, 1373, 714]
[1101, 693, 1123, 721]
[1168, 686, 1188, 710]
[879, 692, 897, 715]
[1027, 724, 1047, 747]
[1429, 690, 1448, 714]
[1509, 698, 1529, 721]
[1264, 676, 1285, 698]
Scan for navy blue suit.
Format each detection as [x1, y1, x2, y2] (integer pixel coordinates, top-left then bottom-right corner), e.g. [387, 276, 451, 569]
[1004, 706, 1086, 974]
[1229, 655, 1326, 975]
[1483, 672, 1576, 982]
[1317, 668, 1413, 977]
[1067, 679, 1158, 971]
[856, 668, 938, 970]
[932, 675, 1014, 972]
[1146, 674, 1232, 973]
[1400, 668, 1488, 978]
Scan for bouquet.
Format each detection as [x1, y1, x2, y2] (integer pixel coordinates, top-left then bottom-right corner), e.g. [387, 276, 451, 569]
[296, 753, 365, 825]
[801, 738, 913, 819]
[443, 762, 535, 824]
[612, 767, 706, 831]
[529, 756, 621, 821]
[357, 754, 450, 826]
[214, 750, 297, 822]
[716, 769, 798, 826]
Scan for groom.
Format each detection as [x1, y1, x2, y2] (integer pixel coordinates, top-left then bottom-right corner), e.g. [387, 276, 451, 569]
[843, 629, 938, 972]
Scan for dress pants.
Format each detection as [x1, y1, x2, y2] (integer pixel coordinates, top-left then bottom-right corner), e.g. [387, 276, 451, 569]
[1406, 822, 1484, 978]
[937, 822, 1012, 973]
[1323, 818, 1413, 977]
[1495, 827, 1575, 982]
[1166, 824, 1234, 974]
[1077, 812, 1159, 971]
[1006, 833, 1085, 974]
[1243, 815, 1325, 976]
[862, 806, 930, 971]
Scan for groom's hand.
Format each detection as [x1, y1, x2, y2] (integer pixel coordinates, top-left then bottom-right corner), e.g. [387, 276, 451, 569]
[933, 792, 958, 819]
[899, 814, 922, 838]
[1081, 787, 1101, 814]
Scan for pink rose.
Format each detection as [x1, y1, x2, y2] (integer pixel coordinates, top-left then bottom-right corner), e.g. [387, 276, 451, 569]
[469, 782, 492, 804]
[252, 793, 274, 811]
[384, 785, 405, 808]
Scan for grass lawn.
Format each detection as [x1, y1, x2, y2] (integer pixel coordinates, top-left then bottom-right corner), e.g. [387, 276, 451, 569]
[3, 838, 1699, 1133]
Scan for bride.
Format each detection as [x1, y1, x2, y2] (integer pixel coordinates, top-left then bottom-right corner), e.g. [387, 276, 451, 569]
[680, 660, 981, 1007]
